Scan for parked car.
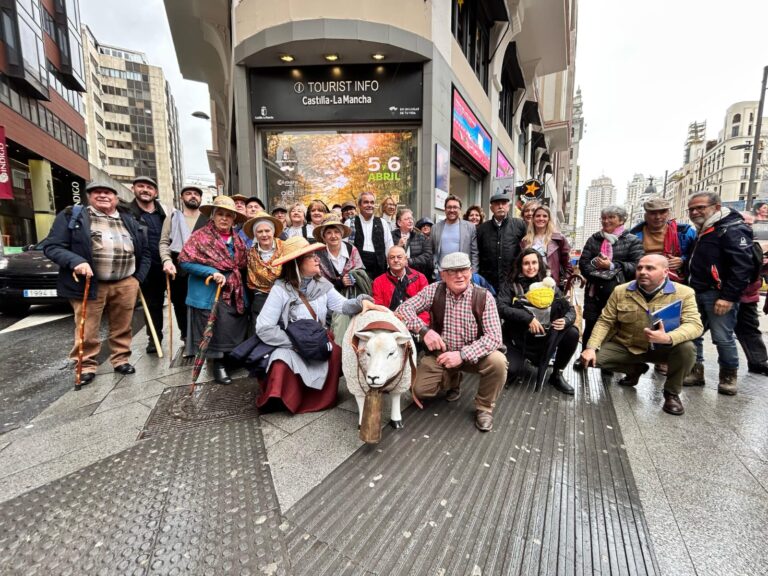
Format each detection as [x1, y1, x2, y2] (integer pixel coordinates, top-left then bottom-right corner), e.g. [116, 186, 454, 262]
[0, 243, 64, 315]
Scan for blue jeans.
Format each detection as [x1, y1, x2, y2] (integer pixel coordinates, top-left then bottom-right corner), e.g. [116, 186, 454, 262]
[694, 290, 740, 369]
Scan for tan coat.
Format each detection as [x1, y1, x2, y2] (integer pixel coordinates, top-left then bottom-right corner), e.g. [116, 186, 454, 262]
[587, 280, 703, 355]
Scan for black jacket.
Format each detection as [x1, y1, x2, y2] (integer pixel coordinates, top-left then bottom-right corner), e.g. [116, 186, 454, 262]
[687, 210, 754, 302]
[476, 216, 527, 291]
[579, 230, 643, 302]
[392, 229, 433, 280]
[43, 205, 151, 300]
[497, 275, 575, 349]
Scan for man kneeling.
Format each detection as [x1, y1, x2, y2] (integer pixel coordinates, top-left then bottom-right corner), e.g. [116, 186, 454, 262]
[396, 252, 507, 431]
[580, 254, 703, 415]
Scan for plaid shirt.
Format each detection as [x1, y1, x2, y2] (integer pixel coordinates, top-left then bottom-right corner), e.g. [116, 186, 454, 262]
[396, 282, 502, 364]
[88, 207, 136, 282]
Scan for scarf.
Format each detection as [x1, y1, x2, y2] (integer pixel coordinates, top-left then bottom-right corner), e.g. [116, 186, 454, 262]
[599, 225, 624, 261]
[247, 239, 284, 293]
[169, 209, 192, 253]
[179, 220, 247, 313]
[695, 207, 731, 232]
[386, 269, 414, 310]
[318, 242, 364, 280]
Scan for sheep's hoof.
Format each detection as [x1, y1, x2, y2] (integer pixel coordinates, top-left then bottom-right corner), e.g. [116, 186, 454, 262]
[390, 419, 404, 429]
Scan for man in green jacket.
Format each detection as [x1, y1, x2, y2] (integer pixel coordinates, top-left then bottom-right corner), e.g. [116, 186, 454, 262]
[580, 254, 703, 415]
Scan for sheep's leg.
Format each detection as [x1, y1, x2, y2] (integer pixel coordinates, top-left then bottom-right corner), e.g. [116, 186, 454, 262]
[354, 394, 365, 427]
[389, 393, 404, 429]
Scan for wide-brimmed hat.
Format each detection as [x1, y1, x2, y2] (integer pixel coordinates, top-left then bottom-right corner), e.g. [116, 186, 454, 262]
[199, 195, 248, 224]
[440, 252, 471, 270]
[242, 211, 284, 239]
[643, 197, 671, 211]
[271, 236, 325, 266]
[132, 176, 158, 188]
[313, 213, 351, 242]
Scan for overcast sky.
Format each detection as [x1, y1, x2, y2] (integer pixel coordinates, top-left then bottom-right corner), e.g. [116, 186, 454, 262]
[80, 0, 213, 184]
[79, 0, 768, 206]
[575, 0, 768, 207]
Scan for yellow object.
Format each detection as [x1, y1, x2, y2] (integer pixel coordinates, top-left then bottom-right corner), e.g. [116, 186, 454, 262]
[526, 286, 555, 309]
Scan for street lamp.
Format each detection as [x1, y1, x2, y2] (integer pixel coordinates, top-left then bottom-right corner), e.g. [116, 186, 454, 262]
[746, 65, 768, 211]
[191, 111, 210, 120]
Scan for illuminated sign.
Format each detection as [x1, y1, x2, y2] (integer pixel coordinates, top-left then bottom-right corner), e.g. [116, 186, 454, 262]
[496, 149, 514, 178]
[451, 88, 492, 173]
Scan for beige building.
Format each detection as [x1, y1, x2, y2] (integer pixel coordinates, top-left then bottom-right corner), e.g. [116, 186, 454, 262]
[163, 0, 578, 221]
[575, 175, 616, 250]
[81, 26, 183, 207]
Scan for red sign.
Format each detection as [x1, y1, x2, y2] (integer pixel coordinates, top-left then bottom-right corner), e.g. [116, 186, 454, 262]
[0, 126, 12, 200]
[451, 89, 492, 172]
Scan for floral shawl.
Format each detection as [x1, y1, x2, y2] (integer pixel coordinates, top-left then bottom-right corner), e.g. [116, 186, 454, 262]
[179, 220, 248, 313]
[247, 238, 284, 293]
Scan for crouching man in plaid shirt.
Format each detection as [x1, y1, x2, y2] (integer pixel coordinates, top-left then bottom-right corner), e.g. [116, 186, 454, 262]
[396, 252, 508, 432]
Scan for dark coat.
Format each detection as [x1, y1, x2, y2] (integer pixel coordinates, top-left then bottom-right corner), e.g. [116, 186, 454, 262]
[579, 229, 643, 306]
[476, 216, 527, 291]
[392, 229, 433, 280]
[43, 205, 151, 300]
[687, 210, 754, 303]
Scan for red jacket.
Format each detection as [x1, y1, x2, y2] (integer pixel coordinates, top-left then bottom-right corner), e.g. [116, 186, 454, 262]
[372, 268, 430, 325]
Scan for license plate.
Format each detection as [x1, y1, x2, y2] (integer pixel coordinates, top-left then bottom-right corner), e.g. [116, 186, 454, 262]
[23, 289, 58, 297]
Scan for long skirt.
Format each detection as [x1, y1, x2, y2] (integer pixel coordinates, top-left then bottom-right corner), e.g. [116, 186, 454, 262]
[256, 342, 341, 414]
[189, 302, 248, 359]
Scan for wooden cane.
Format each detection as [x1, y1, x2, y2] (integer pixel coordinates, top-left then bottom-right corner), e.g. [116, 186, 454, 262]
[166, 272, 173, 366]
[359, 389, 383, 444]
[138, 288, 164, 358]
[73, 273, 91, 391]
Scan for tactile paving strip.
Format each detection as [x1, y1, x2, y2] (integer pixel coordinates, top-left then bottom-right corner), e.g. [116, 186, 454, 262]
[285, 364, 660, 576]
[139, 379, 259, 439]
[0, 418, 289, 576]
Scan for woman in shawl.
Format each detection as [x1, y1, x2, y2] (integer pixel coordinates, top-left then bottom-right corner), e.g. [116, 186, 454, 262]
[315, 214, 368, 292]
[179, 195, 249, 385]
[243, 211, 285, 322]
[255, 236, 387, 414]
[575, 205, 643, 369]
[498, 248, 577, 395]
[519, 205, 573, 288]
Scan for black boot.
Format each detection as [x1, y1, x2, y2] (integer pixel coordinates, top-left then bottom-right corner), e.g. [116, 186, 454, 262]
[747, 362, 768, 376]
[549, 369, 574, 395]
[213, 360, 232, 385]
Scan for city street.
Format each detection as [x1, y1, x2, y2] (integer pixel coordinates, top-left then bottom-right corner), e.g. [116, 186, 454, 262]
[0, 305, 765, 575]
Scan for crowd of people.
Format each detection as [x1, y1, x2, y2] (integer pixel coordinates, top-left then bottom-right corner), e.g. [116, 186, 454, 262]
[43, 181, 765, 432]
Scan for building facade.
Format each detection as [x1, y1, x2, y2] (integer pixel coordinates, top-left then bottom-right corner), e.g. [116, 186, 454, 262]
[561, 86, 583, 245]
[0, 0, 88, 247]
[164, 0, 578, 224]
[575, 175, 616, 250]
[80, 26, 183, 208]
[625, 172, 664, 227]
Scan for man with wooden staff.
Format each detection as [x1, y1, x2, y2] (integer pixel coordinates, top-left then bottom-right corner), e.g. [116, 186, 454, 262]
[44, 182, 151, 383]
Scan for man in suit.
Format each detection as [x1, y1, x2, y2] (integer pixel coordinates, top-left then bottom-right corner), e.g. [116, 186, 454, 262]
[431, 195, 479, 273]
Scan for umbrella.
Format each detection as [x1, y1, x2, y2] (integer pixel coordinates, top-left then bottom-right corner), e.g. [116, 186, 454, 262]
[73, 272, 91, 391]
[189, 276, 223, 393]
[166, 272, 173, 366]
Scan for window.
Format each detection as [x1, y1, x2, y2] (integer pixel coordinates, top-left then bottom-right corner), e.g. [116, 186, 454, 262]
[451, 0, 491, 91]
[744, 153, 750, 164]
[733, 113, 742, 124]
[732, 125, 740, 138]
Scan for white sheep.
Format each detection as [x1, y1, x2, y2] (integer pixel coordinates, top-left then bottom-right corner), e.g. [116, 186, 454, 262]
[341, 309, 415, 431]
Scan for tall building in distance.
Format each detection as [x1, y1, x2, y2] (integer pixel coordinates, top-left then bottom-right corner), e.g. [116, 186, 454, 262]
[80, 26, 183, 207]
[0, 0, 88, 247]
[576, 175, 616, 250]
[625, 173, 664, 226]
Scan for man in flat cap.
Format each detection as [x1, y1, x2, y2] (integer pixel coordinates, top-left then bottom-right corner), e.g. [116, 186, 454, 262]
[159, 184, 208, 353]
[245, 197, 266, 218]
[476, 191, 526, 291]
[271, 204, 288, 227]
[44, 183, 151, 382]
[396, 252, 507, 432]
[128, 176, 170, 354]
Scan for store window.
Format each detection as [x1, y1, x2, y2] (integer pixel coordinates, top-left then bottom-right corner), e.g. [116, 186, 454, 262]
[262, 129, 417, 210]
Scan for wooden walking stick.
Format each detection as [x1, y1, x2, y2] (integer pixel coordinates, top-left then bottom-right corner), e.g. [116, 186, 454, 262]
[72, 272, 91, 391]
[138, 288, 164, 358]
[166, 272, 174, 366]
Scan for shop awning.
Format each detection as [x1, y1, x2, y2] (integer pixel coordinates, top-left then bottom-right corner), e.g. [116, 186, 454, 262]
[502, 42, 526, 92]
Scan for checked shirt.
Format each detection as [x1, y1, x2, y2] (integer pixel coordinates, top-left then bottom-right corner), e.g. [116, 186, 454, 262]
[88, 206, 136, 282]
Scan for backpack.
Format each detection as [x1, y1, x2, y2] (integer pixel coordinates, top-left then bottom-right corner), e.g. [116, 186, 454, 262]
[430, 282, 487, 338]
[717, 222, 763, 283]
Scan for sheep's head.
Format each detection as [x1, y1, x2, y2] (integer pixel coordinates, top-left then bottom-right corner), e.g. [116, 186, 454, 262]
[355, 330, 412, 390]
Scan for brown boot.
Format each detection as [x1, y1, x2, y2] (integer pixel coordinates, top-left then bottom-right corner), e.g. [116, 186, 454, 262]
[662, 390, 685, 415]
[683, 362, 705, 386]
[717, 367, 738, 396]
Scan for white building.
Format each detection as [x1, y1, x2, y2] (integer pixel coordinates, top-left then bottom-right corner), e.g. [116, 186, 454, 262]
[81, 26, 183, 207]
[575, 175, 616, 250]
[561, 86, 584, 244]
[625, 173, 664, 227]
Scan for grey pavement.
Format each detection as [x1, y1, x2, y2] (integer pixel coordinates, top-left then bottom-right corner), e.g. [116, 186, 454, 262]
[0, 308, 766, 574]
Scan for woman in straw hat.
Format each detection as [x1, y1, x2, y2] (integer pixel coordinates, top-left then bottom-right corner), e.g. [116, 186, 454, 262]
[255, 236, 387, 413]
[243, 211, 285, 321]
[179, 195, 249, 385]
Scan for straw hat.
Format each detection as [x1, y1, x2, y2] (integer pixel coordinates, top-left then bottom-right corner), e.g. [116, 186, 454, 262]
[199, 195, 248, 225]
[231, 194, 249, 203]
[242, 211, 284, 239]
[312, 213, 351, 242]
[271, 236, 325, 266]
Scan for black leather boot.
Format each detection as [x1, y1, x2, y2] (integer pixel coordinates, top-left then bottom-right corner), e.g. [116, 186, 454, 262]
[213, 360, 232, 385]
[549, 370, 574, 395]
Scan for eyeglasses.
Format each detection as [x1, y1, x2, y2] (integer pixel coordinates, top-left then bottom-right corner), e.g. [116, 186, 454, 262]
[443, 268, 471, 276]
[687, 204, 715, 213]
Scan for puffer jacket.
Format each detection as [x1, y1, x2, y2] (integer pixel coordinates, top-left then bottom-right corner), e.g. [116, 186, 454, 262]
[392, 229, 433, 280]
[579, 230, 643, 302]
[587, 279, 703, 354]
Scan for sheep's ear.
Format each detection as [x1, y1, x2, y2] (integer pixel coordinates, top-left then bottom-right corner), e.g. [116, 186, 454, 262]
[355, 330, 374, 342]
[394, 333, 413, 345]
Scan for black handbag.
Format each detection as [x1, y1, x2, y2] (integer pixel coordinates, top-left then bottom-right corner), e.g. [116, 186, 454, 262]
[285, 292, 333, 361]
